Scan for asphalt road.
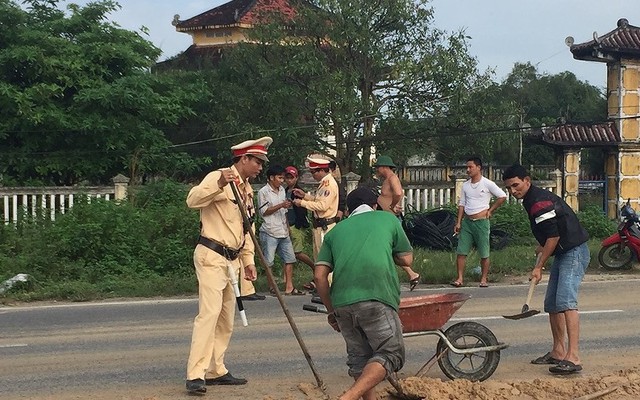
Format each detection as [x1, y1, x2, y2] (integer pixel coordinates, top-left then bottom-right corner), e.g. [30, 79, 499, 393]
[1, 277, 639, 399]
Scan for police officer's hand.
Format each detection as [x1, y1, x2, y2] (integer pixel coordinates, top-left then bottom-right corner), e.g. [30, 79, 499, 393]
[454, 223, 461, 235]
[292, 198, 302, 207]
[327, 313, 340, 332]
[217, 168, 237, 188]
[292, 188, 306, 198]
[244, 264, 257, 281]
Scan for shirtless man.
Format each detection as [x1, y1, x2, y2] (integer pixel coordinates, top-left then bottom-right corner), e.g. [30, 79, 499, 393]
[374, 155, 404, 215]
[373, 155, 420, 290]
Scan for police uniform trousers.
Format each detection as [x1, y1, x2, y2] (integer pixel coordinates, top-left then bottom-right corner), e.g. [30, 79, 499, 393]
[312, 223, 336, 259]
[186, 244, 239, 380]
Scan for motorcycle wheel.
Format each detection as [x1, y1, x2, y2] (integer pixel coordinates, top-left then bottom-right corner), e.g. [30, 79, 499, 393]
[598, 244, 634, 270]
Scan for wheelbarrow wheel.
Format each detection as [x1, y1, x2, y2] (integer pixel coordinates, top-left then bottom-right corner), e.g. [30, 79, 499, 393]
[436, 321, 500, 382]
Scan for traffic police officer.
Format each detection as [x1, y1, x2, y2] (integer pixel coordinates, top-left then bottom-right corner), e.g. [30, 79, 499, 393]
[184, 137, 271, 395]
[292, 157, 339, 259]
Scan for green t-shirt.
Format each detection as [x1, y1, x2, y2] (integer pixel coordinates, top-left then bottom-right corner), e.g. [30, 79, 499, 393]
[316, 210, 413, 311]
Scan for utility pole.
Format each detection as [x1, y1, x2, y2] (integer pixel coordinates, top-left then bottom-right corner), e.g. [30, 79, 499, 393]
[519, 113, 531, 165]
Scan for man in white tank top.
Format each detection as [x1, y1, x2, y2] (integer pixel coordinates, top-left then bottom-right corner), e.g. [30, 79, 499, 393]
[451, 157, 506, 287]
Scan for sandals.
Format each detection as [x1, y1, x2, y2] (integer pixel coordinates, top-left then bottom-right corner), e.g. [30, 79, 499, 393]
[409, 275, 420, 291]
[549, 360, 582, 374]
[284, 288, 305, 296]
[531, 352, 562, 365]
[449, 281, 463, 287]
[479, 282, 489, 288]
[302, 281, 316, 291]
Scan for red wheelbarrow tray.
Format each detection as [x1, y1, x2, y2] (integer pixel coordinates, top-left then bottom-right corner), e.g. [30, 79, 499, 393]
[398, 293, 471, 333]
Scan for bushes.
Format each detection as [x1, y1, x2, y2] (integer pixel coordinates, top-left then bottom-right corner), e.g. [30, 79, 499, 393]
[0, 180, 620, 301]
[0, 180, 199, 301]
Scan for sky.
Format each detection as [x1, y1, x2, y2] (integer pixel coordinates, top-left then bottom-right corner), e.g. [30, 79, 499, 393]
[57, 0, 640, 88]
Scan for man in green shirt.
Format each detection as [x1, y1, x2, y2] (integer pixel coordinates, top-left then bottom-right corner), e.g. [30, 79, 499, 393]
[314, 187, 413, 400]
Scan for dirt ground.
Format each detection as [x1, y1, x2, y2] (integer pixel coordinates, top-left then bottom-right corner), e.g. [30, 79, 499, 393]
[144, 367, 640, 400]
[377, 368, 640, 400]
[276, 368, 640, 400]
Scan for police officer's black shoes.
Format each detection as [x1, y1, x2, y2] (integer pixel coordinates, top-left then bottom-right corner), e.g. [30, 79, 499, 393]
[205, 372, 248, 385]
[186, 378, 206, 394]
[239, 293, 266, 301]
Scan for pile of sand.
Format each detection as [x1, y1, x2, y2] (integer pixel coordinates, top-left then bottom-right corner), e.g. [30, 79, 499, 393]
[288, 368, 640, 400]
[379, 368, 640, 400]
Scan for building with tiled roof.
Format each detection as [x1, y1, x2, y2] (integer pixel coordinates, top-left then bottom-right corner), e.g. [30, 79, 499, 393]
[156, 0, 296, 70]
[552, 18, 640, 216]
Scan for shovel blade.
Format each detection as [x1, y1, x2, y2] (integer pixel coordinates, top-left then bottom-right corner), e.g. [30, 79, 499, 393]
[387, 376, 424, 400]
[502, 309, 540, 320]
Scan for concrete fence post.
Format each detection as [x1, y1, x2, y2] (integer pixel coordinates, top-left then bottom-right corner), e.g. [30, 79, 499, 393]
[450, 174, 466, 204]
[112, 174, 130, 201]
[344, 172, 361, 194]
[549, 169, 563, 198]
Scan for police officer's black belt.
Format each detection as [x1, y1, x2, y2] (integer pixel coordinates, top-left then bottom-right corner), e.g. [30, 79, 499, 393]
[312, 217, 338, 228]
[198, 236, 241, 261]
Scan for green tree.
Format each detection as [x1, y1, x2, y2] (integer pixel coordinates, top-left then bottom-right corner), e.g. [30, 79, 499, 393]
[502, 63, 607, 167]
[212, 0, 485, 177]
[0, 0, 209, 185]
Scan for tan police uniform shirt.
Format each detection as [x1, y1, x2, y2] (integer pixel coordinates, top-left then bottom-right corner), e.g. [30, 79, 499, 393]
[300, 173, 338, 258]
[300, 174, 339, 220]
[186, 165, 255, 268]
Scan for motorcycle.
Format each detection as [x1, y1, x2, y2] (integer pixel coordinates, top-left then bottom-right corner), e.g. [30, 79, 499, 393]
[598, 199, 640, 270]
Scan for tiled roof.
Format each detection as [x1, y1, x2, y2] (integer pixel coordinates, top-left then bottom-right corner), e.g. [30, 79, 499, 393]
[175, 0, 296, 31]
[153, 45, 229, 71]
[541, 122, 620, 146]
[570, 18, 640, 61]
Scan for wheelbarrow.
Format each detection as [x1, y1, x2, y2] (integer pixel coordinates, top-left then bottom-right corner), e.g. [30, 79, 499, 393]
[396, 293, 508, 382]
[303, 293, 508, 399]
[382, 293, 508, 398]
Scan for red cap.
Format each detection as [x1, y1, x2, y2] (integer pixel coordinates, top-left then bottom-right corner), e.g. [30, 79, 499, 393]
[284, 166, 298, 177]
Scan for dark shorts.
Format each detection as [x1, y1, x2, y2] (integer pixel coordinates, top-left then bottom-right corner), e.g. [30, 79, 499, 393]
[334, 301, 405, 377]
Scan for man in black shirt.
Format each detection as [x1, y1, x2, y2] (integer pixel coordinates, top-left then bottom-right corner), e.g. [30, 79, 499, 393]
[284, 166, 316, 290]
[503, 164, 590, 375]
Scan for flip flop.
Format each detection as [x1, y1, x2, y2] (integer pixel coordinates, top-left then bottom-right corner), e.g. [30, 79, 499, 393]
[449, 281, 463, 288]
[303, 281, 316, 291]
[284, 288, 306, 296]
[549, 360, 582, 374]
[531, 352, 562, 365]
[479, 282, 489, 288]
[409, 275, 420, 291]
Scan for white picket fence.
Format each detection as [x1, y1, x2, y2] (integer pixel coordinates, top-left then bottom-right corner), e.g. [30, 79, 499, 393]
[1, 175, 129, 225]
[1, 173, 557, 224]
[400, 181, 559, 212]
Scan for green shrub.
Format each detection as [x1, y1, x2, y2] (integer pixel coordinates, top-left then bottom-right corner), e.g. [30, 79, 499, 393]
[0, 180, 199, 301]
[578, 205, 616, 239]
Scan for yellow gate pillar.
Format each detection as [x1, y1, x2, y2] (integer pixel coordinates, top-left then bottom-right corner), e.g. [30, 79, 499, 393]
[608, 58, 640, 214]
[562, 149, 580, 211]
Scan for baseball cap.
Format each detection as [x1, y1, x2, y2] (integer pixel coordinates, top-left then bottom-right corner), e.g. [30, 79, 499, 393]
[284, 166, 298, 177]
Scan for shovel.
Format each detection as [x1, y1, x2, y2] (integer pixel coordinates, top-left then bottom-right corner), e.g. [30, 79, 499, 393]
[503, 279, 540, 320]
[503, 254, 542, 320]
[387, 374, 424, 400]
